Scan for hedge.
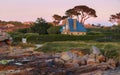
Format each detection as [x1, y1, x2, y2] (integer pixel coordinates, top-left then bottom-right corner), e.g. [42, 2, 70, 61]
[8, 32, 120, 43]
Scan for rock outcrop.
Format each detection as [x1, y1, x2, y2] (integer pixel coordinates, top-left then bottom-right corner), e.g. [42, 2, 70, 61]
[0, 30, 12, 46]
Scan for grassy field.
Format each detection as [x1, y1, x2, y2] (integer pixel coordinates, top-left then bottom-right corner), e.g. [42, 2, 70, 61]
[36, 41, 120, 61]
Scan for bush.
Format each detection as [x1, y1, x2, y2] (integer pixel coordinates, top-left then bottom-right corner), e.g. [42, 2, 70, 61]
[17, 28, 28, 33]
[31, 23, 51, 34]
[30, 18, 52, 34]
[8, 32, 24, 43]
[47, 26, 62, 34]
[15, 18, 52, 34]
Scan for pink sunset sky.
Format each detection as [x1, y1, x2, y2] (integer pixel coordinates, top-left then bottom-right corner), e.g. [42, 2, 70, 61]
[0, 0, 120, 26]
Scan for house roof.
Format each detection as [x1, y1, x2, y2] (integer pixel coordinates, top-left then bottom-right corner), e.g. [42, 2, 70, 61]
[68, 19, 87, 32]
[61, 18, 87, 32]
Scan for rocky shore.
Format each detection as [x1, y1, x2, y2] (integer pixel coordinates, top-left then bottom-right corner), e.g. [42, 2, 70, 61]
[0, 45, 120, 75]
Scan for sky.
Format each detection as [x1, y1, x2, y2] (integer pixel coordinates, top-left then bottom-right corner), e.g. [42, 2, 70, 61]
[0, 0, 120, 26]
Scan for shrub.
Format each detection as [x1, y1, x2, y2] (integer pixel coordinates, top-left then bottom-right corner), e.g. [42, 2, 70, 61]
[47, 26, 62, 34]
[30, 18, 52, 34]
[8, 32, 24, 43]
[15, 18, 52, 34]
[17, 28, 28, 33]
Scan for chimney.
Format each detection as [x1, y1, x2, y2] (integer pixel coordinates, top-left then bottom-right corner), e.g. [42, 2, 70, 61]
[73, 19, 77, 30]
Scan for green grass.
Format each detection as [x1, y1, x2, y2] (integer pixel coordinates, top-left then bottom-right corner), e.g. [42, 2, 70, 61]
[14, 42, 36, 48]
[36, 41, 120, 61]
